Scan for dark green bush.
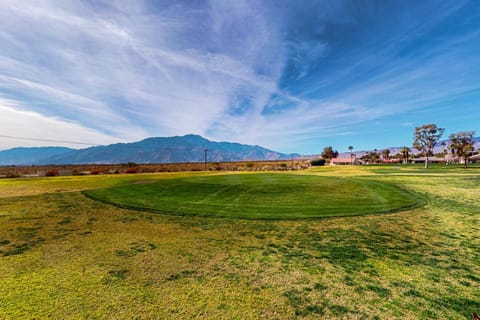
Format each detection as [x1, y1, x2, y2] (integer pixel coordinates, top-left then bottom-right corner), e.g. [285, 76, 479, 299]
[311, 159, 326, 166]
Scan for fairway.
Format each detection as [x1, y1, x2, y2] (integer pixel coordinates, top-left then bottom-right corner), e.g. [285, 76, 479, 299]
[1, 165, 479, 319]
[83, 173, 422, 219]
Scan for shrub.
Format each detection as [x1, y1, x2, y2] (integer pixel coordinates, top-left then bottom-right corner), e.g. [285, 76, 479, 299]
[5, 172, 21, 178]
[125, 168, 137, 174]
[45, 170, 59, 177]
[280, 163, 287, 168]
[91, 170, 101, 175]
[246, 162, 254, 168]
[311, 159, 326, 166]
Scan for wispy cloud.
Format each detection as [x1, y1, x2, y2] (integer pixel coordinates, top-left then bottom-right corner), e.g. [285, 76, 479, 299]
[0, 96, 119, 149]
[0, 0, 288, 149]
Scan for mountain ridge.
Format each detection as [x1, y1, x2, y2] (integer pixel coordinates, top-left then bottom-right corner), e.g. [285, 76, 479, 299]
[0, 134, 299, 165]
[1, 135, 478, 165]
[0, 147, 74, 165]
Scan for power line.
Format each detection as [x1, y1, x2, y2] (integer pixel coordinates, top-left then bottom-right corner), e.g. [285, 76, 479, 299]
[0, 134, 101, 146]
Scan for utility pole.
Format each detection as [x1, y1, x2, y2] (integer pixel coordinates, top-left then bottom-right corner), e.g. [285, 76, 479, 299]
[204, 149, 208, 171]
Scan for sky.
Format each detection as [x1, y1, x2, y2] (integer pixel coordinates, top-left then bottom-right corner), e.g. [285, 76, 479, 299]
[0, 0, 479, 154]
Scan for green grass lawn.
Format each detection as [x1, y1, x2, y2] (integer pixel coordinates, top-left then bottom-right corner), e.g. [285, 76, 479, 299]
[83, 173, 423, 219]
[0, 165, 479, 319]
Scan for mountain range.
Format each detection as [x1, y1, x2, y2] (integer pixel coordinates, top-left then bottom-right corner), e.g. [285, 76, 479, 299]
[0, 134, 299, 165]
[1, 135, 478, 166]
[0, 147, 73, 166]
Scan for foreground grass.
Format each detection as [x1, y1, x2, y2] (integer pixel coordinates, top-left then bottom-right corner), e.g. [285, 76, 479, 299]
[84, 173, 422, 219]
[0, 166, 479, 319]
[0, 171, 218, 198]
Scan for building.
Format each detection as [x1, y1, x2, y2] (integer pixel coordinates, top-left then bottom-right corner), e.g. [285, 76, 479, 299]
[411, 157, 446, 164]
[330, 157, 358, 165]
[470, 154, 480, 163]
[381, 159, 400, 164]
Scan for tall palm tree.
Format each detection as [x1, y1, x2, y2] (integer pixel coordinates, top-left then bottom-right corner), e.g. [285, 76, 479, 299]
[382, 149, 390, 162]
[400, 146, 410, 164]
[348, 146, 354, 164]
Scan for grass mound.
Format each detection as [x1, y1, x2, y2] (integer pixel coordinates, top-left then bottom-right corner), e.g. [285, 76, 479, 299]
[83, 173, 422, 219]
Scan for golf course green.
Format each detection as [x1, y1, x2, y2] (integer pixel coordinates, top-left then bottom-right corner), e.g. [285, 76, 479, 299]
[84, 173, 422, 219]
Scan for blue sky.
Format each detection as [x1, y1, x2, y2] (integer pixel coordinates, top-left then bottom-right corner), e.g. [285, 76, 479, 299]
[0, 0, 479, 154]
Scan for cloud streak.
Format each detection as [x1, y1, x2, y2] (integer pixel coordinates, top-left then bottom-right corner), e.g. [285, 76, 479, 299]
[0, 97, 119, 149]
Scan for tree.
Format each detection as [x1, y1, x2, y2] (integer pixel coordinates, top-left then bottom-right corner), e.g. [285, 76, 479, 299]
[310, 158, 326, 166]
[440, 141, 449, 163]
[382, 149, 390, 161]
[348, 146, 354, 163]
[321, 146, 338, 160]
[392, 152, 403, 160]
[413, 124, 445, 168]
[361, 151, 379, 164]
[449, 131, 475, 168]
[400, 146, 410, 164]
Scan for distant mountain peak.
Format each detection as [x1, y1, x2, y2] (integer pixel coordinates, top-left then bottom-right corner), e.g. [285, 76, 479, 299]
[0, 134, 298, 165]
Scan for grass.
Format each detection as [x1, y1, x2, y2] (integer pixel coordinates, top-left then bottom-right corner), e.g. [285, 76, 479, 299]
[83, 173, 423, 219]
[0, 165, 478, 319]
[0, 171, 217, 198]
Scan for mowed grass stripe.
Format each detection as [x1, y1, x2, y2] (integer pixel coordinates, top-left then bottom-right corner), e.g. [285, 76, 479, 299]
[83, 173, 423, 219]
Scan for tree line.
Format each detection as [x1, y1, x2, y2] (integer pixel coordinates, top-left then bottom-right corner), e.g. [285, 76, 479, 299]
[318, 124, 477, 168]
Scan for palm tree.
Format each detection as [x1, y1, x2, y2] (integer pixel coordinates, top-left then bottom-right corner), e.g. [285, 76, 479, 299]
[382, 149, 390, 162]
[440, 141, 448, 164]
[370, 151, 379, 164]
[348, 146, 354, 164]
[400, 146, 410, 164]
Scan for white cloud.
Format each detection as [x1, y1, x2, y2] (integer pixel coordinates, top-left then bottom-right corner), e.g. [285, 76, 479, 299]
[0, 1, 368, 153]
[0, 0, 289, 146]
[0, 97, 119, 149]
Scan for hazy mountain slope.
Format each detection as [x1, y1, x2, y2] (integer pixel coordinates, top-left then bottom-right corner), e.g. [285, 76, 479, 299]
[0, 147, 73, 165]
[37, 134, 298, 164]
